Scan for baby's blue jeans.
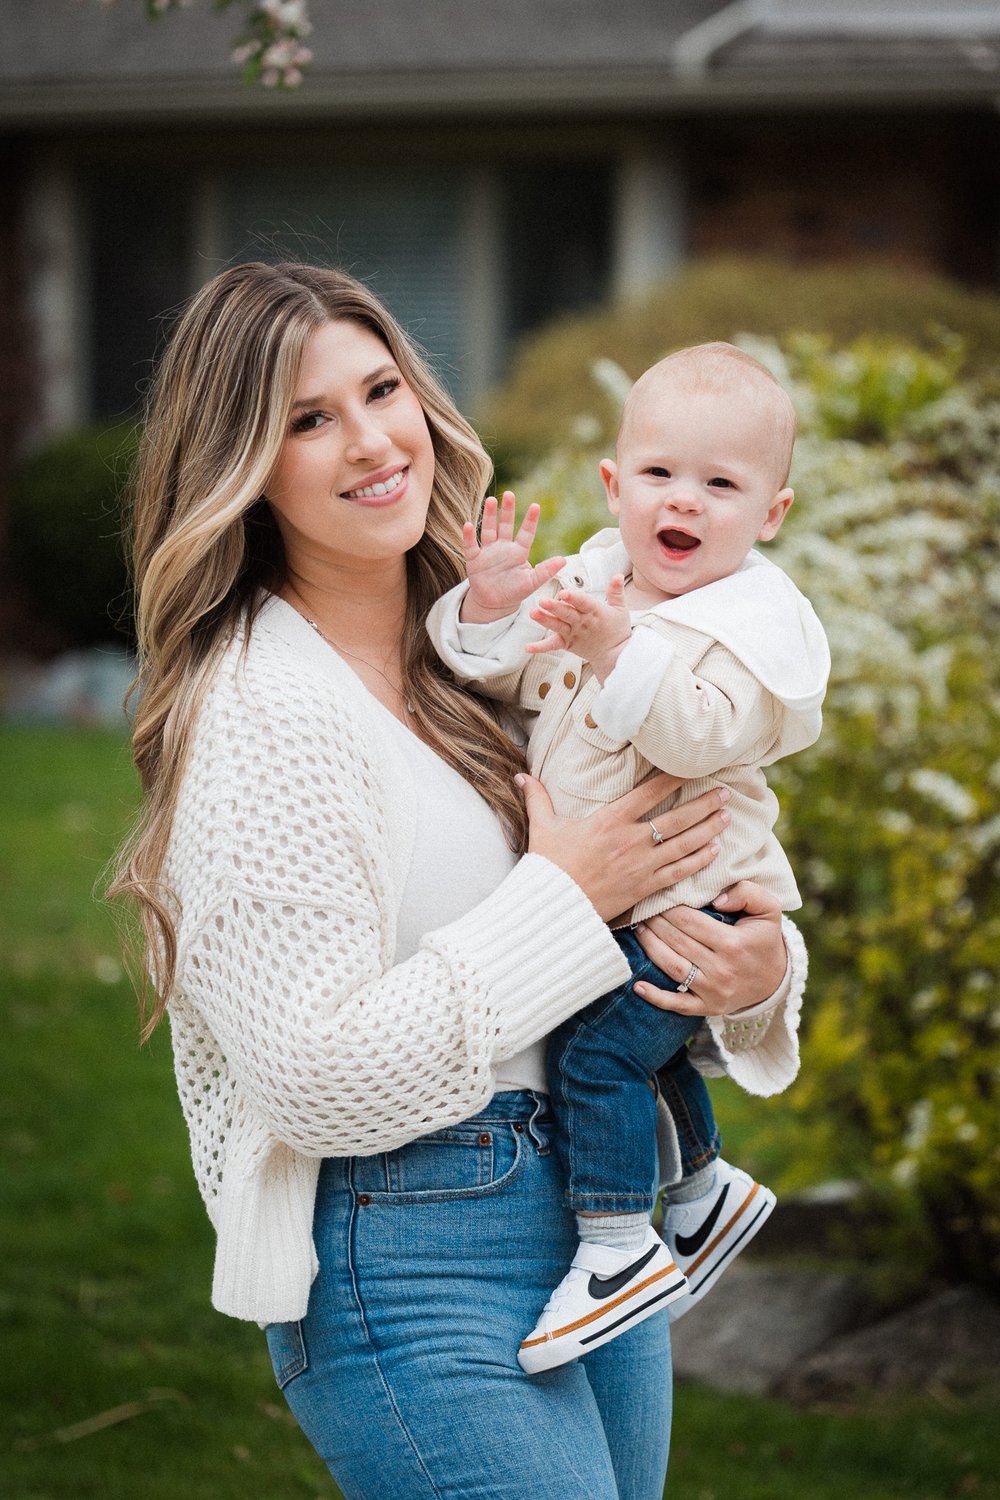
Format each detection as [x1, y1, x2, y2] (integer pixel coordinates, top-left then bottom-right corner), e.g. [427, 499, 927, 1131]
[264, 1092, 672, 1499]
[547, 914, 735, 1216]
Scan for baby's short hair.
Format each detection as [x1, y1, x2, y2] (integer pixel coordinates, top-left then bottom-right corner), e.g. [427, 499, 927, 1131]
[621, 341, 797, 487]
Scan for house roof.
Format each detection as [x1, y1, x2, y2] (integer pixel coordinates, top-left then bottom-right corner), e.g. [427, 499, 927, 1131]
[1, 0, 999, 125]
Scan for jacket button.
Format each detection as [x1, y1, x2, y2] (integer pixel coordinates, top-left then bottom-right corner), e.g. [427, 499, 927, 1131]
[539, 682, 551, 698]
[479, 1132, 492, 1146]
[563, 671, 576, 689]
[584, 713, 597, 729]
[357, 1194, 371, 1206]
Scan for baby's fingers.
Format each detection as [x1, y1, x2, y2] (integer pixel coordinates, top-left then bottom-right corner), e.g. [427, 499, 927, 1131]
[525, 632, 566, 655]
[531, 555, 568, 590]
[606, 575, 627, 609]
[532, 598, 580, 627]
[513, 501, 541, 550]
[496, 490, 518, 542]
[478, 494, 500, 547]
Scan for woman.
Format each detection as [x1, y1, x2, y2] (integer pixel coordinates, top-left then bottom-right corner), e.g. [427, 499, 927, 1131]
[112, 262, 799, 1499]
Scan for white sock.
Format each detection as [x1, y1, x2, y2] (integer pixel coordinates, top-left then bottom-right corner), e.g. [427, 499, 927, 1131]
[576, 1211, 649, 1254]
[663, 1161, 717, 1205]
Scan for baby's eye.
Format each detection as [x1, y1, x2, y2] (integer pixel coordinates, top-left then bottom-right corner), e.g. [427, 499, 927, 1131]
[292, 410, 328, 434]
[647, 467, 671, 478]
[708, 477, 735, 489]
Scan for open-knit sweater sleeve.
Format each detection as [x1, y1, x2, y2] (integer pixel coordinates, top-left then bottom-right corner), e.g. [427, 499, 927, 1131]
[166, 612, 630, 1165]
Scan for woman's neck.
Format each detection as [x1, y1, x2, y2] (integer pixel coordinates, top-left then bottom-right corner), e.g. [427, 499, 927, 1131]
[280, 557, 419, 726]
[282, 558, 408, 658]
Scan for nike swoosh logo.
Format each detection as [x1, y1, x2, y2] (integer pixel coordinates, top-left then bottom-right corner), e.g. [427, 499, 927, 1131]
[674, 1183, 731, 1257]
[588, 1244, 660, 1299]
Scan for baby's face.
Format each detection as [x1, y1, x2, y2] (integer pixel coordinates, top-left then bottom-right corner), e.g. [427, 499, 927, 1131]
[602, 379, 793, 604]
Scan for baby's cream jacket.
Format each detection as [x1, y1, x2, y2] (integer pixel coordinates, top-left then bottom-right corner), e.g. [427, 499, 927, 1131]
[428, 529, 830, 920]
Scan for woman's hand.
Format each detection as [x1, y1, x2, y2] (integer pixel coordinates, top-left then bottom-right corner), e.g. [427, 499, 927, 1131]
[518, 772, 729, 923]
[633, 880, 786, 1016]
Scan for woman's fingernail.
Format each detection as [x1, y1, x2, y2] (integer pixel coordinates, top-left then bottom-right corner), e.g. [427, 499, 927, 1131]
[635, 922, 647, 934]
[720, 809, 730, 824]
[633, 982, 648, 997]
[514, 774, 526, 788]
[718, 787, 731, 802]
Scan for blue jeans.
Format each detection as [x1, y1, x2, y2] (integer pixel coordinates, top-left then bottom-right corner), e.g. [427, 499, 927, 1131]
[264, 1092, 672, 1499]
[547, 917, 732, 1216]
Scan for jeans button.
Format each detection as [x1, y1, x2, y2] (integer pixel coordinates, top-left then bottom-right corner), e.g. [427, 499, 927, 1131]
[513, 1123, 524, 1133]
[357, 1193, 371, 1206]
[479, 1132, 492, 1146]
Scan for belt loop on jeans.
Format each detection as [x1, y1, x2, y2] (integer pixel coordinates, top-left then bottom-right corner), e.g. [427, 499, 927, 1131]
[526, 1090, 550, 1154]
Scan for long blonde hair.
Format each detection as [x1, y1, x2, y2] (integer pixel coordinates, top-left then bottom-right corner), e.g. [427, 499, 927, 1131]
[110, 261, 528, 1039]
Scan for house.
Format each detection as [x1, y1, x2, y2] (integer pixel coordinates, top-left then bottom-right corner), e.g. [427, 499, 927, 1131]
[1, 0, 999, 461]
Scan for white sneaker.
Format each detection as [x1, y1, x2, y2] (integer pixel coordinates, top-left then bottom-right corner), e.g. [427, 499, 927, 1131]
[662, 1159, 776, 1321]
[517, 1226, 688, 1375]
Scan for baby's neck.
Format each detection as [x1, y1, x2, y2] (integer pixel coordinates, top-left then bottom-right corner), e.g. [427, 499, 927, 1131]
[623, 574, 675, 611]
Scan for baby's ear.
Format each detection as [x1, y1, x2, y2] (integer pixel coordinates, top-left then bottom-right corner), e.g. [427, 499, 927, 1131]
[599, 459, 620, 515]
[758, 488, 793, 541]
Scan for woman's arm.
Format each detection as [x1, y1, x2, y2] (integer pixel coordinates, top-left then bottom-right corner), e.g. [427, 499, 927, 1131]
[632, 881, 805, 1096]
[172, 651, 729, 1159]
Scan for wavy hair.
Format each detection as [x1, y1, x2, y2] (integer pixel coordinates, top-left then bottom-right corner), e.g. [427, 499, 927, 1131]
[110, 262, 528, 1039]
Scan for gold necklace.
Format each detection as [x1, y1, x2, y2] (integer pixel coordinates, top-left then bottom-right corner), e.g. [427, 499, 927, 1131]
[284, 585, 416, 716]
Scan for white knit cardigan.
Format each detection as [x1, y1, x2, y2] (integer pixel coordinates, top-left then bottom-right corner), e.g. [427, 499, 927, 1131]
[162, 596, 806, 1323]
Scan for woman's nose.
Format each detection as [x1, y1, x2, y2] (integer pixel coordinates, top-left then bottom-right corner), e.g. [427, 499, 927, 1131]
[344, 412, 392, 464]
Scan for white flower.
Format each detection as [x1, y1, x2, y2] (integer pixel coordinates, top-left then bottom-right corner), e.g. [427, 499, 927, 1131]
[589, 358, 633, 411]
[908, 769, 978, 822]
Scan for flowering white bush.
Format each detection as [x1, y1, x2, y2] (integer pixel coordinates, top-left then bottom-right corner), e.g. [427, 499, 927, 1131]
[98, 0, 313, 86]
[519, 338, 1000, 1283]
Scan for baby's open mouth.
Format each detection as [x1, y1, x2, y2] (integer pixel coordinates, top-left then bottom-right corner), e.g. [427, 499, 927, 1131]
[658, 529, 700, 552]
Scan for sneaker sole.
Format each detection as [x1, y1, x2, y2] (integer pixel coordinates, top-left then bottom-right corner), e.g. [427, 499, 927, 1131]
[518, 1261, 688, 1375]
[669, 1180, 776, 1320]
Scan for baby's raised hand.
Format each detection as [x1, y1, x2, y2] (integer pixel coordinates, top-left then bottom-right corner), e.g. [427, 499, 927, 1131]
[526, 575, 632, 683]
[460, 491, 566, 624]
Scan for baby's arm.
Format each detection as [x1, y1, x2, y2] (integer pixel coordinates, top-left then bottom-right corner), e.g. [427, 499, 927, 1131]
[527, 577, 632, 684]
[595, 630, 782, 779]
[460, 491, 566, 625]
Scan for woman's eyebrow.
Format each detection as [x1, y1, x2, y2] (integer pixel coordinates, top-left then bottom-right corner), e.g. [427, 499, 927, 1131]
[291, 365, 398, 411]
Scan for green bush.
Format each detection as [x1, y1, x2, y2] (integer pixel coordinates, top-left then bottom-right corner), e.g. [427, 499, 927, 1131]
[480, 257, 1000, 471]
[8, 423, 138, 647]
[518, 338, 1000, 1288]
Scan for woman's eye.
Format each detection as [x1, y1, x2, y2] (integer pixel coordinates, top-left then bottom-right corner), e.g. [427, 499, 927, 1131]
[292, 411, 328, 434]
[369, 376, 402, 402]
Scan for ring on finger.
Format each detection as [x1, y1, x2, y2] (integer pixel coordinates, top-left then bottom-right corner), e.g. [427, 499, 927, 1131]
[676, 962, 699, 994]
[648, 821, 665, 845]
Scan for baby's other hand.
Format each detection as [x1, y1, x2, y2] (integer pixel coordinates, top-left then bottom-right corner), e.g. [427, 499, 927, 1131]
[525, 575, 632, 682]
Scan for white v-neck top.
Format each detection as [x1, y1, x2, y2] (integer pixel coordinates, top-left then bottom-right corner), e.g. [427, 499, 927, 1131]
[378, 707, 548, 1093]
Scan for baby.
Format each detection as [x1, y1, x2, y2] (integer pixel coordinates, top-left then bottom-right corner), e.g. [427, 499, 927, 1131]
[428, 342, 830, 1374]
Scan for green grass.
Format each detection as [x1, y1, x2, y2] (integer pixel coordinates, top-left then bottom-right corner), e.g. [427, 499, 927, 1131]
[1, 725, 995, 1499]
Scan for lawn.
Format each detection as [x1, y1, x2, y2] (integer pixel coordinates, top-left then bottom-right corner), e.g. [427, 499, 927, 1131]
[1, 725, 995, 1499]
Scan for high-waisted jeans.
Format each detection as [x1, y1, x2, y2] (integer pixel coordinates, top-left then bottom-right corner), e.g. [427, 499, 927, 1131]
[264, 1091, 672, 1500]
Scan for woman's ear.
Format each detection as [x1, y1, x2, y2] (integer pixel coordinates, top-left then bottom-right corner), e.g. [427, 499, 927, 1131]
[600, 459, 620, 516]
[758, 488, 793, 541]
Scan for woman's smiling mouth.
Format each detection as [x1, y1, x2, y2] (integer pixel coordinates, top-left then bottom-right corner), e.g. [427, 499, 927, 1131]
[342, 466, 409, 503]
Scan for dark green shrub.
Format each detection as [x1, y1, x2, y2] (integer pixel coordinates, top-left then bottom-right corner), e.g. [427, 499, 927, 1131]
[8, 423, 138, 647]
[480, 257, 1000, 470]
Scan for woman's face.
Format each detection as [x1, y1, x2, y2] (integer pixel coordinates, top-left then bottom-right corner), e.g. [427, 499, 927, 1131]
[265, 319, 436, 578]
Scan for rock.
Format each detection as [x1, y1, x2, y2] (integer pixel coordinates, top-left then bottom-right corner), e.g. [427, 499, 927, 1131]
[670, 1263, 874, 1394]
[777, 1285, 1000, 1403]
